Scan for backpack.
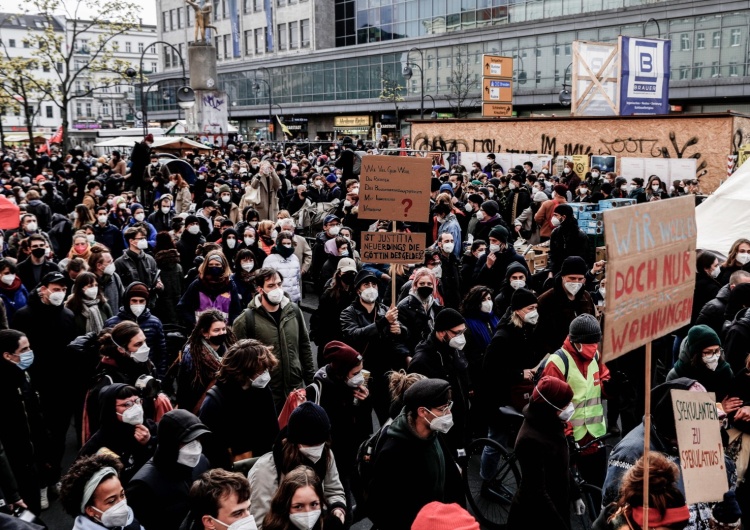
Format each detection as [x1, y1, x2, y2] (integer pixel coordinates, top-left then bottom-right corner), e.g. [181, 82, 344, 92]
[352, 152, 362, 176]
[534, 348, 599, 385]
[353, 422, 391, 511]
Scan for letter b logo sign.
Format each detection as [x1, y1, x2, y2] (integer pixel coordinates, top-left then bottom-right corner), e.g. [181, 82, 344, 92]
[640, 52, 653, 73]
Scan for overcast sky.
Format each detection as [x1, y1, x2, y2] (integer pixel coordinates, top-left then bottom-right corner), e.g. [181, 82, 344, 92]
[0, 0, 157, 26]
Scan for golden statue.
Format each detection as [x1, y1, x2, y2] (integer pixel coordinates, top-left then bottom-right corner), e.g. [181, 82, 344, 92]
[186, 0, 218, 44]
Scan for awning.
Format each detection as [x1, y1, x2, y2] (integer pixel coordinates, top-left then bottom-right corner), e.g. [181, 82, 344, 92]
[94, 136, 210, 151]
[166, 120, 238, 135]
[333, 126, 371, 132]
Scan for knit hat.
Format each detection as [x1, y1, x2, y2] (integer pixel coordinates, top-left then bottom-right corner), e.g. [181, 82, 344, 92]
[711, 491, 741, 524]
[287, 402, 331, 445]
[353, 269, 377, 289]
[124, 282, 150, 303]
[560, 256, 588, 277]
[467, 193, 483, 205]
[509, 173, 524, 184]
[569, 314, 602, 344]
[553, 184, 568, 197]
[470, 180, 482, 186]
[411, 502, 479, 530]
[218, 184, 231, 194]
[511, 288, 537, 311]
[403, 378, 451, 413]
[434, 308, 466, 332]
[488, 225, 509, 243]
[130, 202, 144, 213]
[686, 325, 721, 355]
[336, 257, 357, 274]
[480, 200, 499, 217]
[323, 341, 362, 374]
[532, 376, 574, 410]
[144, 134, 154, 142]
[533, 191, 548, 202]
[504, 261, 527, 281]
[439, 183, 454, 196]
[185, 214, 199, 226]
[554, 203, 574, 218]
[326, 174, 338, 183]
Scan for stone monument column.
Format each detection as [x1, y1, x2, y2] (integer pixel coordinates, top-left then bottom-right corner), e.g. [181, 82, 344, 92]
[185, 41, 229, 147]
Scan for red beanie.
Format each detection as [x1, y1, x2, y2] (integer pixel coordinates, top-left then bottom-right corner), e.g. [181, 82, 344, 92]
[411, 502, 479, 530]
[323, 341, 362, 374]
[532, 376, 574, 410]
[144, 134, 154, 143]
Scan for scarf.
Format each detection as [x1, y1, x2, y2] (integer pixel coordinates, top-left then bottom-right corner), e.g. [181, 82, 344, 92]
[275, 245, 295, 259]
[82, 298, 105, 333]
[465, 312, 500, 351]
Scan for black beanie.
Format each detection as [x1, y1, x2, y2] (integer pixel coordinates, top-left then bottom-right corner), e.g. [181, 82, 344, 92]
[569, 314, 602, 344]
[287, 402, 331, 445]
[403, 378, 451, 413]
[480, 200, 499, 217]
[489, 225, 509, 243]
[554, 203, 574, 218]
[560, 256, 588, 277]
[434, 308, 465, 332]
[511, 288, 538, 310]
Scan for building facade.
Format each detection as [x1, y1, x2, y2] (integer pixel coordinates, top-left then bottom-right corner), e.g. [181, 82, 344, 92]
[149, 0, 750, 142]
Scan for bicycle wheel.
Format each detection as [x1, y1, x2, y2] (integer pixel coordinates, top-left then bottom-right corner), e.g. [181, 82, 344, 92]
[570, 484, 603, 530]
[463, 437, 521, 529]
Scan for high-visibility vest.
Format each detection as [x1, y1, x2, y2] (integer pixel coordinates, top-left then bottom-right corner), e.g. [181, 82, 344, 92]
[549, 347, 606, 441]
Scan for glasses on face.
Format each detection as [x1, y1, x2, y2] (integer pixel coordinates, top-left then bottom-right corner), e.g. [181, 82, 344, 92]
[702, 347, 723, 357]
[116, 398, 142, 409]
[446, 328, 465, 337]
[436, 401, 453, 414]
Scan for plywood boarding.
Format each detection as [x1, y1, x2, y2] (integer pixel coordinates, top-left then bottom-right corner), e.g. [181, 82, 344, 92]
[411, 114, 742, 192]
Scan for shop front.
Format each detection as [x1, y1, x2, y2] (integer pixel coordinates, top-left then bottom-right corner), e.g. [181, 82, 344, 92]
[333, 115, 373, 140]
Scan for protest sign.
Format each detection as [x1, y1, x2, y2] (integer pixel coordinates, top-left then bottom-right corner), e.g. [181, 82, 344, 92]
[602, 195, 696, 361]
[360, 232, 426, 264]
[670, 389, 727, 504]
[358, 156, 432, 222]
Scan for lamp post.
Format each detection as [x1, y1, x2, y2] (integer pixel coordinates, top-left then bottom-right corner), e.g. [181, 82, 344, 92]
[401, 47, 424, 119]
[253, 72, 272, 142]
[558, 62, 572, 106]
[424, 94, 438, 119]
[643, 17, 661, 39]
[138, 41, 194, 136]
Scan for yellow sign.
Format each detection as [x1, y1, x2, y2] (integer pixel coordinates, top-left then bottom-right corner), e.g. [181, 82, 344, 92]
[482, 55, 513, 78]
[334, 116, 371, 127]
[482, 103, 513, 118]
[482, 78, 513, 103]
[571, 155, 590, 178]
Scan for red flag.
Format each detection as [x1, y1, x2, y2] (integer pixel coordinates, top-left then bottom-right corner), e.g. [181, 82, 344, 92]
[50, 125, 63, 145]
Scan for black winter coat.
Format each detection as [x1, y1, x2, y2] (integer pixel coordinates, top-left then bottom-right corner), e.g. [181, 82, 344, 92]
[437, 250, 462, 309]
[106, 305, 169, 378]
[695, 284, 730, 337]
[507, 402, 576, 530]
[16, 258, 61, 291]
[535, 277, 596, 355]
[472, 247, 529, 294]
[176, 231, 206, 272]
[724, 307, 750, 374]
[548, 224, 590, 274]
[154, 249, 183, 326]
[397, 293, 442, 352]
[309, 287, 356, 350]
[692, 272, 722, 324]
[472, 215, 509, 246]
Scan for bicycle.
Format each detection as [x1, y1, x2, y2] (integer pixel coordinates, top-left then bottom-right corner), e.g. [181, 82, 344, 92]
[462, 405, 614, 530]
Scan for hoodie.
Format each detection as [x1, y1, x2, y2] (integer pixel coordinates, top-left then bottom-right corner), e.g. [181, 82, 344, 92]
[493, 261, 530, 318]
[666, 335, 732, 400]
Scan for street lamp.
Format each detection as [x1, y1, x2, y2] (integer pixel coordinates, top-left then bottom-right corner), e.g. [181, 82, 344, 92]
[253, 71, 272, 142]
[424, 94, 438, 119]
[559, 62, 572, 106]
[643, 17, 661, 39]
[402, 47, 424, 119]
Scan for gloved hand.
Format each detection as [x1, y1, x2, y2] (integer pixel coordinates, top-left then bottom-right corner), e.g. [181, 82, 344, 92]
[574, 499, 586, 516]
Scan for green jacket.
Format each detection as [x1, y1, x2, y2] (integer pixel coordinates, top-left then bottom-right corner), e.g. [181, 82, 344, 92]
[233, 294, 314, 409]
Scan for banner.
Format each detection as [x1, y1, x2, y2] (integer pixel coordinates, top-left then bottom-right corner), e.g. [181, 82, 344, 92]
[264, 0, 273, 52]
[619, 36, 671, 116]
[358, 156, 432, 222]
[360, 232, 426, 264]
[602, 195, 696, 361]
[228, 0, 240, 57]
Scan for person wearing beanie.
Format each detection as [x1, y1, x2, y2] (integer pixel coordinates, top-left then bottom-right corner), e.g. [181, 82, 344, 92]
[547, 202, 590, 276]
[492, 261, 531, 317]
[104, 281, 169, 377]
[542, 313, 610, 502]
[535, 255, 597, 356]
[176, 213, 207, 272]
[534, 183, 568, 241]
[408, 308, 471, 454]
[215, 184, 240, 224]
[248, 401, 347, 527]
[472, 199, 509, 248]
[367, 378, 464, 530]
[507, 376, 578, 529]
[304, 341, 373, 506]
[411, 502, 479, 530]
[340, 267, 408, 423]
[472, 224, 528, 294]
[667, 324, 733, 401]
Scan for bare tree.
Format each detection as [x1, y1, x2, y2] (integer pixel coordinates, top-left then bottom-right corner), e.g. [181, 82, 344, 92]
[0, 53, 47, 155]
[444, 48, 479, 118]
[379, 76, 404, 131]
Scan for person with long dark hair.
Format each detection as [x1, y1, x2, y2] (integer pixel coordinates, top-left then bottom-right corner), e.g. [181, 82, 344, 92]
[65, 271, 113, 336]
[231, 249, 259, 305]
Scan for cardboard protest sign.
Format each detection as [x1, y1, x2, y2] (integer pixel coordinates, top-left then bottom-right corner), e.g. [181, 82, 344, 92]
[670, 389, 727, 504]
[358, 156, 432, 222]
[360, 232, 426, 264]
[602, 195, 696, 361]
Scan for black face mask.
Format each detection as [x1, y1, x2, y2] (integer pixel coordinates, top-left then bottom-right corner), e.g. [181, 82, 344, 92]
[340, 272, 356, 285]
[208, 333, 226, 346]
[417, 286, 433, 299]
[207, 266, 223, 277]
[31, 248, 46, 259]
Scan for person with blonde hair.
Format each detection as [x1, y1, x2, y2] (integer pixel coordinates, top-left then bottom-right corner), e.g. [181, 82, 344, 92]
[177, 252, 242, 327]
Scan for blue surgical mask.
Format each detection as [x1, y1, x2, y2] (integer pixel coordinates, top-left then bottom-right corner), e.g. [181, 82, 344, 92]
[16, 350, 34, 370]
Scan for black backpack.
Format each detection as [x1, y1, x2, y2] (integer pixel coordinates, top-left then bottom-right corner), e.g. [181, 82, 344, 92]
[352, 152, 362, 176]
[353, 422, 390, 511]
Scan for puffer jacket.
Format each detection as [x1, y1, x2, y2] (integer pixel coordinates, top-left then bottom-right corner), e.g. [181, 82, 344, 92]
[695, 284, 730, 336]
[232, 294, 314, 410]
[262, 252, 302, 303]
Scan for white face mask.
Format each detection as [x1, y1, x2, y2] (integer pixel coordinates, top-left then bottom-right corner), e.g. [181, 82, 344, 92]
[264, 287, 284, 305]
[475, 211, 485, 221]
[187, 224, 201, 235]
[134, 213, 145, 222]
[464, 203, 473, 212]
[738, 253, 750, 265]
[360, 286, 378, 304]
[212, 515, 258, 530]
[92, 499, 130, 528]
[578, 188, 588, 195]
[84, 286, 99, 299]
[119, 403, 144, 425]
[161, 206, 171, 214]
[241, 261, 255, 272]
[508, 183, 516, 190]
[98, 215, 108, 224]
[563, 167, 571, 174]
[226, 238, 236, 249]
[299, 443, 326, 463]
[481, 300, 493, 313]
[136, 239, 149, 250]
[710, 266, 721, 279]
[1, 273, 15, 285]
[431, 264, 443, 279]
[442, 242, 454, 254]
[244, 236, 255, 246]
[48, 290, 65, 306]
[26, 221, 38, 232]
[130, 303, 146, 317]
[328, 225, 341, 236]
[131, 343, 150, 363]
[270, 230, 278, 240]
[87, 234, 97, 243]
[221, 195, 231, 203]
[551, 216, 561, 227]
[523, 309, 539, 325]
[347, 373, 365, 388]
[564, 282, 583, 296]
[489, 243, 501, 253]
[704, 353, 720, 371]
[251, 369, 271, 388]
[448, 333, 466, 350]
[510, 279, 525, 290]
[599, 287, 606, 298]
[426, 409, 454, 433]
[289, 510, 321, 530]
[177, 440, 203, 467]
[559, 402, 575, 422]
[591, 172, 600, 178]
[651, 184, 660, 192]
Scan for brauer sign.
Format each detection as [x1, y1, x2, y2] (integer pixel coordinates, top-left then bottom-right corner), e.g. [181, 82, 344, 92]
[358, 155, 432, 222]
[601, 195, 696, 361]
[360, 232, 426, 264]
[333, 116, 372, 127]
